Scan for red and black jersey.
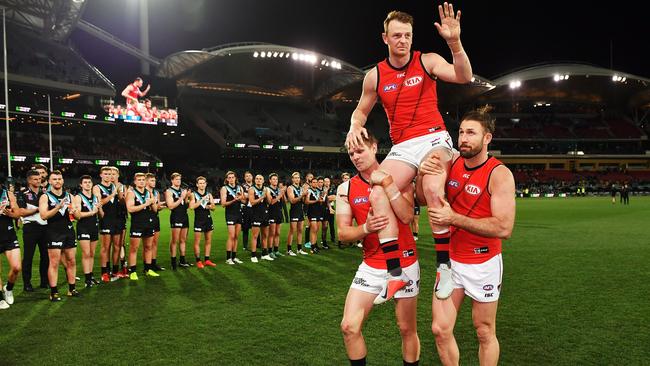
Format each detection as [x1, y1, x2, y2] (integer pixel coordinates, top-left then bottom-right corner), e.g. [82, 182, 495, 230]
[376, 50, 445, 145]
[347, 175, 417, 269]
[446, 156, 503, 264]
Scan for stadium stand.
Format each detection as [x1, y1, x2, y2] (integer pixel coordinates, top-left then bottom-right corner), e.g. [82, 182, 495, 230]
[1, 27, 649, 198]
[5, 25, 114, 93]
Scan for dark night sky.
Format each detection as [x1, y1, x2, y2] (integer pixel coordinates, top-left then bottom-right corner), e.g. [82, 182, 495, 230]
[70, 0, 649, 89]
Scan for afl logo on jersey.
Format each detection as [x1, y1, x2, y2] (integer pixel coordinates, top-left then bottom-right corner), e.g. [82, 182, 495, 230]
[448, 180, 459, 188]
[465, 184, 481, 195]
[383, 83, 397, 92]
[404, 76, 423, 87]
[353, 197, 369, 205]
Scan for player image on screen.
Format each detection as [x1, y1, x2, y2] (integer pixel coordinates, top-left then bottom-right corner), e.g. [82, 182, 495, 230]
[108, 78, 178, 125]
[121, 77, 150, 118]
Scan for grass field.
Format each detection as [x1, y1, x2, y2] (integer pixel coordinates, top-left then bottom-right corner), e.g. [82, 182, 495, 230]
[1, 196, 649, 365]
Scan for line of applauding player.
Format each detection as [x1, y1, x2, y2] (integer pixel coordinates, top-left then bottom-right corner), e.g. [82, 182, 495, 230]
[1, 166, 344, 306]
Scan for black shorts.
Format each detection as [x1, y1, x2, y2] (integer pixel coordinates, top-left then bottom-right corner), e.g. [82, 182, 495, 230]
[76, 224, 99, 242]
[251, 211, 269, 227]
[99, 218, 119, 235]
[307, 205, 323, 220]
[194, 218, 214, 232]
[289, 205, 304, 222]
[225, 212, 243, 226]
[268, 210, 283, 224]
[116, 218, 127, 231]
[130, 226, 154, 238]
[307, 214, 323, 222]
[289, 215, 303, 222]
[0, 231, 19, 254]
[170, 215, 189, 229]
[47, 227, 77, 249]
[414, 205, 420, 215]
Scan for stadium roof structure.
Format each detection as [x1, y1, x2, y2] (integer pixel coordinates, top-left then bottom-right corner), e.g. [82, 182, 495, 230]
[0, 0, 86, 42]
[475, 63, 650, 110]
[157, 42, 365, 102]
[159, 44, 496, 105]
[158, 44, 650, 112]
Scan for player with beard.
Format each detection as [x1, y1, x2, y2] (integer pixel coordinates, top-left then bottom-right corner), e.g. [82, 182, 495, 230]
[420, 109, 515, 366]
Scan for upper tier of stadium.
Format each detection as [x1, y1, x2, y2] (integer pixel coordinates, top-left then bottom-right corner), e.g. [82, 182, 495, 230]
[1, 24, 115, 96]
[156, 42, 494, 104]
[156, 43, 650, 109]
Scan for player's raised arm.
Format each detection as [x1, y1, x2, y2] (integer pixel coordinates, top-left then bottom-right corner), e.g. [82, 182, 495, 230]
[425, 2, 472, 84]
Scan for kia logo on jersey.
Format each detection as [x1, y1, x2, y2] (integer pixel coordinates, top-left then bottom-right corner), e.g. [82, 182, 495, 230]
[383, 83, 397, 92]
[465, 184, 481, 195]
[404, 76, 423, 87]
[353, 197, 369, 205]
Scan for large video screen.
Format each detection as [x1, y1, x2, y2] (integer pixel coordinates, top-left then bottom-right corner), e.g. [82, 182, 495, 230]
[104, 77, 178, 126]
[105, 103, 178, 126]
